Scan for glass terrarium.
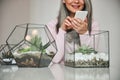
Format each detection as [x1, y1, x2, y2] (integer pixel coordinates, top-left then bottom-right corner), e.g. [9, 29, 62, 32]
[6, 23, 57, 67]
[64, 30, 109, 68]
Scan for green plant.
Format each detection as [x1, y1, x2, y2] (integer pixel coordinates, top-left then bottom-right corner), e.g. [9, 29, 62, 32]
[18, 35, 50, 54]
[2, 51, 13, 58]
[17, 48, 31, 53]
[75, 45, 97, 54]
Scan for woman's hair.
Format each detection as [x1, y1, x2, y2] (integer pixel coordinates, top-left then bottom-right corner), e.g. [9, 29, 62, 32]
[56, 0, 92, 34]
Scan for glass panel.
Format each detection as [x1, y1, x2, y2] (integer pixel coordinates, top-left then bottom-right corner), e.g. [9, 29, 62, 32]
[65, 30, 109, 68]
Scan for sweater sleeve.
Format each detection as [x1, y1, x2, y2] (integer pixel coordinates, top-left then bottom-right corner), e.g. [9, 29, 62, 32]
[52, 28, 66, 63]
[80, 20, 99, 48]
[47, 19, 66, 63]
[46, 18, 58, 39]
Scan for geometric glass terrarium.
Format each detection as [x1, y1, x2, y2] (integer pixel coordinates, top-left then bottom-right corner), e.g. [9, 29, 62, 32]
[64, 30, 109, 68]
[6, 23, 57, 67]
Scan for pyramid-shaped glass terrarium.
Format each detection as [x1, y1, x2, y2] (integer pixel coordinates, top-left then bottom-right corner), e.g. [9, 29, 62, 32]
[6, 23, 57, 67]
[64, 30, 109, 68]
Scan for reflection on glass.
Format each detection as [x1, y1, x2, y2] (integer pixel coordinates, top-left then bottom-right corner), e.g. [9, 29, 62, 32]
[0, 64, 110, 80]
[0, 65, 18, 72]
[49, 64, 110, 80]
[65, 67, 110, 80]
[0, 65, 54, 80]
[49, 64, 64, 80]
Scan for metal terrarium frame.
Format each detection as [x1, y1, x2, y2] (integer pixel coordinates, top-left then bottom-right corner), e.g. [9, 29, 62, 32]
[5, 23, 57, 67]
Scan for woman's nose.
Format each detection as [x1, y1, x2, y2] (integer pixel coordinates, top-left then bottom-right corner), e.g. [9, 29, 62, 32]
[74, 0, 79, 3]
[74, 0, 83, 3]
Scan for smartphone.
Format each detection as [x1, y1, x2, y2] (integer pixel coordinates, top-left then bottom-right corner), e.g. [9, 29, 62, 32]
[75, 11, 88, 20]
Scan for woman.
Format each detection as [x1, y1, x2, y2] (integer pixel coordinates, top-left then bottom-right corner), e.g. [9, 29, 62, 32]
[47, 0, 99, 66]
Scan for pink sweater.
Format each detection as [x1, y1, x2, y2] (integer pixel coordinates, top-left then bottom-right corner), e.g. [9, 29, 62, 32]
[47, 18, 99, 64]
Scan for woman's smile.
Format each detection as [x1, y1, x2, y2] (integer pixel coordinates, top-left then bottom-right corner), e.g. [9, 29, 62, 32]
[71, 4, 80, 9]
[63, 0, 85, 14]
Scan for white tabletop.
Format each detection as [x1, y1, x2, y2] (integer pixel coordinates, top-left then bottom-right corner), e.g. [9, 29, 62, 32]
[0, 64, 110, 80]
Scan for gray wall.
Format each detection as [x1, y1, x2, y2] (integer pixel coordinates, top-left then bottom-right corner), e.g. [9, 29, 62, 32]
[92, 1, 120, 51]
[29, 0, 60, 24]
[0, 0, 2, 41]
[0, 0, 30, 44]
[0, 0, 120, 80]
[92, 1, 120, 80]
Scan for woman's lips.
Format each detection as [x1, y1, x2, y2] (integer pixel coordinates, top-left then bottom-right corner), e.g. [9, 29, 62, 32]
[72, 5, 80, 9]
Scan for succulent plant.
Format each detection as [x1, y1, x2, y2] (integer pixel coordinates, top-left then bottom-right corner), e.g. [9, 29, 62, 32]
[18, 35, 50, 54]
[75, 45, 97, 54]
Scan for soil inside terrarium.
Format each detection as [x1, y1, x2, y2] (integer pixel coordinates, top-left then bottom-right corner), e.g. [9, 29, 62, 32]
[74, 58, 109, 67]
[39, 53, 53, 67]
[13, 51, 54, 67]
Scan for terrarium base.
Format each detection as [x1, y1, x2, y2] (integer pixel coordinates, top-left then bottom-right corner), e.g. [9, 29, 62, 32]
[13, 52, 53, 67]
[65, 60, 109, 68]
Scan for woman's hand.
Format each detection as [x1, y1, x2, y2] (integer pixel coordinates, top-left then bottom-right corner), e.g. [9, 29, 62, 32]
[61, 16, 73, 31]
[71, 18, 88, 34]
[61, 16, 88, 34]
